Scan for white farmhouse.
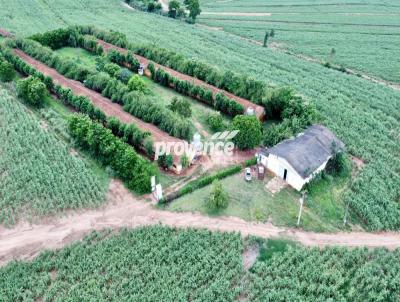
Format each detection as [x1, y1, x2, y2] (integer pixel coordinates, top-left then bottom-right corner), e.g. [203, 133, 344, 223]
[259, 125, 345, 191]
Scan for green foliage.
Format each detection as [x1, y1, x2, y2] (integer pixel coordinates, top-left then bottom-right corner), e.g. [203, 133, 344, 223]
[184, 0, 201, 21]
[29, 28, 73, 49]
[103, 62, 121, 77]
[134, 44, 265, 102]
[326, 152, 351, 177]
[168, 96, 192, 118]
[180, 154, 189, 168]
[0, 89, 106, 225]
[262, 87, 317, 147]
[157, 154, 174, 169]
[168, 0, 180, 18]
[0, 226, 244, 301]
[68, 114, 157, 193]
[247, 246, 400, 301]
[16, 76, 47, 107]
[0, 60, 15, 82]
[166, 165, 242, 202]
[127, 74, 147, 92]
[207, 111, 224, 131]
[215, 93, 244, 116]
[231, 115, 262, 150]
[206, 180, 229, 210]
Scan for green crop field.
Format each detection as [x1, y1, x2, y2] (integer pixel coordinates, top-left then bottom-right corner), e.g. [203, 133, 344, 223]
[0, 85, 107, 225]
[198, 0, 400, 83]
[0, 226, 399, 301]
[0, 0, 399, 230]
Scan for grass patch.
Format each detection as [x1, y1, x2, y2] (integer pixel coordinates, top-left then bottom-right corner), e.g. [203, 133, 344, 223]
[143, 77, 231, 135]
[168, 170, 353, 232]
[54, 47, 98, 70]
[257, 238, 298, 262]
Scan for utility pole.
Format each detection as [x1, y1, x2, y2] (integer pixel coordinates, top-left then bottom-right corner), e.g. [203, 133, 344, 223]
[297, 191, 306, 227]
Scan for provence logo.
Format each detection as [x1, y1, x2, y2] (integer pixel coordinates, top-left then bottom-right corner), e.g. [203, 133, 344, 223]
[154, 130, 239, 159]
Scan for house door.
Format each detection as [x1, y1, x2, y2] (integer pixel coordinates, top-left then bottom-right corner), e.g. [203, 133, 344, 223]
[283, 169, 288, 180]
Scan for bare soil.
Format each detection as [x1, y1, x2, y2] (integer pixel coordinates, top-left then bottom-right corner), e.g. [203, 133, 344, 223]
[1, 179, 399, 267]
[96, 40, 266, 119]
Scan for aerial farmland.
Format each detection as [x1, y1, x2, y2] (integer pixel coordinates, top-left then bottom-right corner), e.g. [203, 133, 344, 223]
[0, 0, 399, 300]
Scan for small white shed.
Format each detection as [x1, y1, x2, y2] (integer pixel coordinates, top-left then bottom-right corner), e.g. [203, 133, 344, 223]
[259, 125, 345, 191]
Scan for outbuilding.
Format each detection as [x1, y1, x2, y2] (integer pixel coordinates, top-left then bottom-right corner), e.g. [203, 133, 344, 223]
[259, 125, 345, 191]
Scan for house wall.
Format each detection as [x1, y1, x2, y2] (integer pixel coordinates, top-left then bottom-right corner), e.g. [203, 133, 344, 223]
[261, 154, 330, 191]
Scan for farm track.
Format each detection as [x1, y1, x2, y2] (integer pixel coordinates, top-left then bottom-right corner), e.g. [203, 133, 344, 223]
[96, 39, 266, 120]
[13, 49, 183, 146]
[0, 179, 399, 267]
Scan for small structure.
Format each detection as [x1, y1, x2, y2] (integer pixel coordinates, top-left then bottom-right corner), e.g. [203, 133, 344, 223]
[259, 125, 344, 191]
[257, 165, 265, 180]
[138, 63, 145, 76]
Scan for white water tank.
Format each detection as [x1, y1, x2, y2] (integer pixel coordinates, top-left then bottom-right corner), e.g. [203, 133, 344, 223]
[246, 107, 255, 116]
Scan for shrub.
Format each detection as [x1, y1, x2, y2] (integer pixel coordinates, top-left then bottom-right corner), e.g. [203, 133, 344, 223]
[0, 61, 16, 82]
[127, 74, 147, 92]
[16, 76, 47, 107]
[157, 154, 173, 169]
[181, 154, 189, 168]
[231, 115, 262, 150]
[103, 63, 121, 77]
[168, 97, 192, 118]
[206, 180, 229, 210]
[207, 112, 224, 131]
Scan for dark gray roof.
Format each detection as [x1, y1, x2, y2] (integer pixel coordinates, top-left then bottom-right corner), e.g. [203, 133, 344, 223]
[266, 125, 345, 178]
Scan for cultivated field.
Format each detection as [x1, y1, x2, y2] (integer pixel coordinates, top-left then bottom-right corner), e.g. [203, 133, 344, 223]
[198, 0, 400, 83]
[0, 226, 399, 301]
[0, 0, 399, 229]
[0, 86, 107, 225]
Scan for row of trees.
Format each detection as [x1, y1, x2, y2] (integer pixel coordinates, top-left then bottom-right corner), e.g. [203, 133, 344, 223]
[70, 26, 265, 102]
[150, 64, 244, 117]
[68, 114, 157, 193]
[135, 44, 265, 102]
[15, 38, 193, 140]
[2, 47, 152, 155]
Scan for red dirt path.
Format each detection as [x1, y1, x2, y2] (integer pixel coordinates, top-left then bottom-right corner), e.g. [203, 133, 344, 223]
[97, 39, 266, 119]
[13, 49, 183, 148]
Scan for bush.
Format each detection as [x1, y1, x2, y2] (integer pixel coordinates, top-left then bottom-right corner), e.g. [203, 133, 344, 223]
[127, 74, 147, 92]
[207, 112, 224, 132]
[181, 155, 189, 168]
[206, 180, 229, 210]
[16, 76, 47, 107]
[0, 61, 16, 82]
[231, 115, 262, 150]
[157, 154, 173, 169]
[326, 151, 350, 177]
[168, 97, 192, 118]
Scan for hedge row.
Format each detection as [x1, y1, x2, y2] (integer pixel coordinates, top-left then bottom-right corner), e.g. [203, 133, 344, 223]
[68, 114, 157, 194]
[14, 38, 193, 140]
[150, 65, 244, 117]
[1, 47, 150, 152]
[84, 72, 194, 140]
[71, 26, 266, 102]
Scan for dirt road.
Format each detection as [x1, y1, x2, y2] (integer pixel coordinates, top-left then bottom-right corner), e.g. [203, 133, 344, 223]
[0, 180, 399, 267]
[13, 49, 183, 146]
[97, 40, 266, 119]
